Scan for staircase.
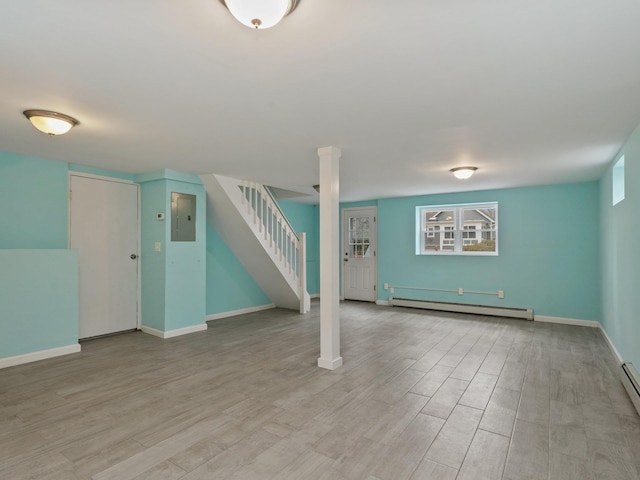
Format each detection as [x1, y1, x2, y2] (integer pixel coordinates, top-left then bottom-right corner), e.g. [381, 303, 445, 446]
[201, 174, 310, 313]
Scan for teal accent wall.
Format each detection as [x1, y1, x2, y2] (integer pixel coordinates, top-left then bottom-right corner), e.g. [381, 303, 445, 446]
[137, 170, 206, 332]
[139, 179, 167, 331]
[374, 183, 601, 320]
[205, 224, 271, 314]
[600, 125, 640, 367]
[0, 250, 78, 358]
[278, 200, 320, 295]
[165, 178, 206, 330]
[0, 152, 68, 248]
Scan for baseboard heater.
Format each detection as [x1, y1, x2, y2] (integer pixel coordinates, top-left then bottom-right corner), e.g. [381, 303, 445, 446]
[621, 362, 640, 416]
[388, 297, 533, 320]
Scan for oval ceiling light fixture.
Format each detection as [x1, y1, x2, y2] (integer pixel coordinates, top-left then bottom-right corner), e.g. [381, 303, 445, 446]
[450, 166, 478, 180]
[222, 0, 298, 29]
[23, 109, 79, 136]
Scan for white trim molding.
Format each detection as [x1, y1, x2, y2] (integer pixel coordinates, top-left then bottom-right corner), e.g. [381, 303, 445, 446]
[375, 300, 390, 306]
[317, 356, 343, 370]
[534, 315, 600, 328]
[0, 344, 81, 369]
[205, 304, 275, 322]
[310, 293, 320, 299]
[141, 323, 207, 339]
[598, 324, 624, 364]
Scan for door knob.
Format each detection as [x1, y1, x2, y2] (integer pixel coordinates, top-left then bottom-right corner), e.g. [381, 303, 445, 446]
[130, 254, 138, 260]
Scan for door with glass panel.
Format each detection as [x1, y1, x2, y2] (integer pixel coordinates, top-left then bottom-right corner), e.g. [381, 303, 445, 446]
[342, 207, 377, 301]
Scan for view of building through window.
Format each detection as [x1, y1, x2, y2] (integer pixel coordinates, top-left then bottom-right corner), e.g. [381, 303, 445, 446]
[418, 203, 498, 255]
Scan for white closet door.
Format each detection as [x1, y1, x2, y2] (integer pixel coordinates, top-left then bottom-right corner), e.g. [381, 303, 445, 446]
[70, 175, 139, 339]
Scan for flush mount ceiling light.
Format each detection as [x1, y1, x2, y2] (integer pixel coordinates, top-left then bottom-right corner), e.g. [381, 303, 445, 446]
[222, 0, 298, 29]
[450, 166, 478, 180]
[23, 109, 79, 136]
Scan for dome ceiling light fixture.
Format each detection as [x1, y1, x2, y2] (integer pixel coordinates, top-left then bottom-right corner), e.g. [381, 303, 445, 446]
[23, 109, 79, 136]
[222, 0, 299, 29]
[450, 166, 478, 180]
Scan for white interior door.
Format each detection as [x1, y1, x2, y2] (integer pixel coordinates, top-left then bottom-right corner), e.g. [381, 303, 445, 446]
[69, 175, 139, 339]
[342, 207, 377, 302]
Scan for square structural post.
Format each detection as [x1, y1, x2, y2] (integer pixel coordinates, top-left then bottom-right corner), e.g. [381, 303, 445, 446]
[317, 146, 342, 370]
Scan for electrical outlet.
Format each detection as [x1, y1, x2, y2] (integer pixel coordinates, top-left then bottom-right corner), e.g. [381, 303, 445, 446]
[498, 290, 504, 299]
[384, 283, 389, 290]
[389, 287, 394, 294]
[458, 288, 464, 295]
[155, 242, 161, 252]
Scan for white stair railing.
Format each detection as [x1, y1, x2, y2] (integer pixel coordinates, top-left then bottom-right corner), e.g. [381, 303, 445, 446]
[240, 180, 308, 313]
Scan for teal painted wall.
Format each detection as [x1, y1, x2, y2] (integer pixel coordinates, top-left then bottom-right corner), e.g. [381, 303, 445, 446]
[139, 179, 167, 331]
[206, 224, 271, 314]
[0, 149, 618, 362]
[0, 250, 78, 357]
[374, 183, 601, 320]
[0, 153, 68, 248]
[165, 178, 206, 330]
[278, 200, 320, 295]
[600, 125, 640, 367]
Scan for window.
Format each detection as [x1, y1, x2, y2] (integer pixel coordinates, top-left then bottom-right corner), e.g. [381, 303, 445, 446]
[417, 202, 498, 255]
[613, 155, 625, 206]
[348, 216, 371, 257]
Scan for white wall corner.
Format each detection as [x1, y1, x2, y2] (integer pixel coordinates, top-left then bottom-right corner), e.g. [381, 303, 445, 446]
[0, 344, 81, 370]
[205, 304, 275, 322]
[533, 315, 600, 328]
[141, 323, 207, 339]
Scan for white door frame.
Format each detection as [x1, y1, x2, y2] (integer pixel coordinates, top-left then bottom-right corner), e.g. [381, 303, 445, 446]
[341, 206, 377, 301]
[68, 172, 141, 331]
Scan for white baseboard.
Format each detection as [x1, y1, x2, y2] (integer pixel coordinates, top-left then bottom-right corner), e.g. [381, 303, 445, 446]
[391, 298, 533, 320]
[375, 300, 390, 306]
[205, 304, 275, 322]
[317, 356, 343, 370]
[310, 294, 320, 299]
[141, 323, 208, 339]
[534, 315, 600, 328]
[534, 316, 624, 364]
[598, 323, 624, 364]
[0, 344, 81, 369]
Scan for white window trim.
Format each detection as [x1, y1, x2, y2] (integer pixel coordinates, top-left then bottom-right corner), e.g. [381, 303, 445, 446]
[417, 202, 498, 256]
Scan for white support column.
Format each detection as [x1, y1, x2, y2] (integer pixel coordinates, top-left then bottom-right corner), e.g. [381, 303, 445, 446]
[299, 232, 308, 314]
[317, 146, 342, 370]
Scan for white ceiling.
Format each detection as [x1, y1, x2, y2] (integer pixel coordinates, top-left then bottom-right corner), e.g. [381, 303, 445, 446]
[1, 0, 639, 203]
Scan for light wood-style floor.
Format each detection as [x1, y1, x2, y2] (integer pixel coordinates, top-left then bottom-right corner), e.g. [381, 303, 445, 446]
[1, 301, 639, 480]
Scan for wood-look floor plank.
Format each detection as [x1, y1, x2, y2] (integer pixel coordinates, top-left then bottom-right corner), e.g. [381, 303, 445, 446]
[458, 372, 497, 410]
[369, 413, 444, 480]
[420, 377, 469, 419]
[503, 419, 549, 480]
[478, 385, 520, 437]
[423, 404, 483, 469]
[409, 458, 457, 480]
[410, 365, 454, 398]
[0, 301, 638, 480]
[457, 429, 509, 480]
